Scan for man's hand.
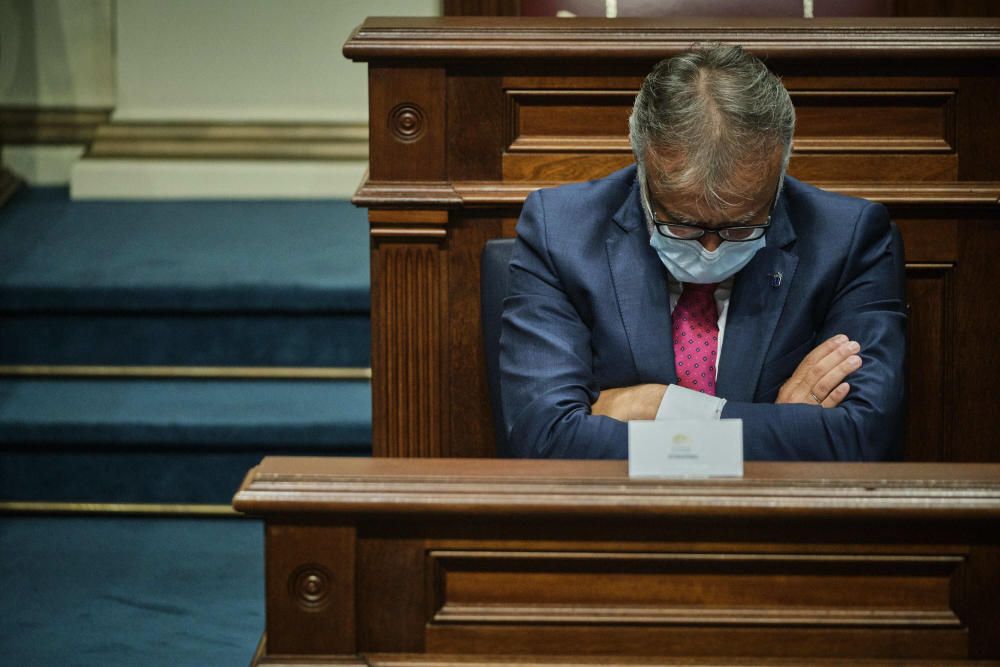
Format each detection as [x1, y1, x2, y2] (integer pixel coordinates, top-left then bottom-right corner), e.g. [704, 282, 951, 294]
[776, 334, 862, 408]
[591, 384, 667, 421]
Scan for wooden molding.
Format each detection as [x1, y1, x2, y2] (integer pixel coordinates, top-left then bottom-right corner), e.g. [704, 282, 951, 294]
[433, 601, 960, 627]
[368, 209, 450, 224]
[344, 17, 1000, 61]
[233, 458, 1000, 518]
[369, 209, 451, 238]
[355, 180, 1000, 208]
[370, 227, 448, 238]
[85, 121, 368, 161]
[820, 182, 1000, 205]
[0, 106, 112, 144]
[355, 181, 464, 208]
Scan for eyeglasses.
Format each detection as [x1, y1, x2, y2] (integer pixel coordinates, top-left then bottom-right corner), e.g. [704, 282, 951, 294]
[644, 180, 780, 243]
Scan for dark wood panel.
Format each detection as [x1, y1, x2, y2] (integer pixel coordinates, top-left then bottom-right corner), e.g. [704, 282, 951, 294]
[264, 523, 357, 655]
[358, 536, 429, 652]
[783, 75, 962, 91]
[506, 89, 957, 153]
[504, 75, 646, 90]
[448, 74, 506, 181]
[368, 66, 447, 182]
[446, 214, 504, 458]
[430, 550, 961, 624]
[503, 153, 634, 181]
[793, 91, 955, 151]
[895, 218, 959, 262]
[903, 266, 953, 461]
[952, 218, 1000, 460]
[956, 76, 1000, 180]
[425, 624, 968, 659]
[961, 548, 1000, 658]
[788, 154, 958, 181]
[510, 91, 634, 142]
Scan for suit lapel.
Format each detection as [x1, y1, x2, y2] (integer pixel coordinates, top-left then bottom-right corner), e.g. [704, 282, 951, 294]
[715, 197, 798, 402]
[606, 181, 678, 385]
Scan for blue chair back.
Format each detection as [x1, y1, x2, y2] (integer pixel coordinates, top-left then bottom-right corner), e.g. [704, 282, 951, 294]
[480, 239, 515, 457]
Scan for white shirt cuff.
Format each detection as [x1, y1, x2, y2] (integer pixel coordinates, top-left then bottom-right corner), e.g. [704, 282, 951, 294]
[655, 384, 727, 420]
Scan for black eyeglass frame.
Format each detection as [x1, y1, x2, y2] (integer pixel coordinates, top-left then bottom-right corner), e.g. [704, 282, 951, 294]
[644, 179, 781, 243]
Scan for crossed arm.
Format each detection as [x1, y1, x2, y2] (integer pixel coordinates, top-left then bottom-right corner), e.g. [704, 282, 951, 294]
[592, 333, 864, 420]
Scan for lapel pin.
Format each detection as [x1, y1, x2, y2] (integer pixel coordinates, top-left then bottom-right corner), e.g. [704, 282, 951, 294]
[768, 272, 782, 288]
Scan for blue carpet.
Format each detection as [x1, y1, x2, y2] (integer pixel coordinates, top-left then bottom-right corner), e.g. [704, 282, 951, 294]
[0, 312, 371, 367]
[0, 378, 372, 446]
[0, 187, 370, 311]
[0, 379, 372, 502]
[0, 515, 263, 667]
[0, 188, 372, 366]
[0, 450, 370, 504]
[0, 189, 374, 503]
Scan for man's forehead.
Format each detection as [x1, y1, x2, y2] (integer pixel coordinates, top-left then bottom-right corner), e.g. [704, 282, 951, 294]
[643, 148, 780, 212]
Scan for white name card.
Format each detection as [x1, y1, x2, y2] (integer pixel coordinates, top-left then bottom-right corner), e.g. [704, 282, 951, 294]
[628, 419, 744, 479]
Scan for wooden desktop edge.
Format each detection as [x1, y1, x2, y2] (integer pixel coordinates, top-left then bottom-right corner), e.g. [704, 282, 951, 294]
[232, 457, 1000, 518]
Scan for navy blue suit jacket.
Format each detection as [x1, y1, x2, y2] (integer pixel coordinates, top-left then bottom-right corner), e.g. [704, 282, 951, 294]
[500, 164, 906, 461]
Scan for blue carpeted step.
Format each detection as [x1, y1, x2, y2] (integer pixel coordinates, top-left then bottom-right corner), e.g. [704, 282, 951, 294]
[0, 516, 263, 666]
[0, 313, 370, 367]
[0, 188, 370, 367]
[0, 377, 371, 503]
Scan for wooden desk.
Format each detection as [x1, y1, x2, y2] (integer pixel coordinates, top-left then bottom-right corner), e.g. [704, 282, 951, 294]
[345, 17, 1000, 462]
[235, 457, 1000, 665]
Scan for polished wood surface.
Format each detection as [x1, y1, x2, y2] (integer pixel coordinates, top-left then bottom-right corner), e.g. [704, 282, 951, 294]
[445, 0, 1000, 18]
[236, 457, 1000, 665]
[346, 18, 1000, 462]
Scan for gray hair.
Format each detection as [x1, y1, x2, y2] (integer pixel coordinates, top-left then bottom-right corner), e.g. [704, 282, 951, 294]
[629, 43, 795, 209]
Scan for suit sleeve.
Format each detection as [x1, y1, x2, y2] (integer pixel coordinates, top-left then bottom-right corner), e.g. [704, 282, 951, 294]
[721, 201, 907, 461]
[500, 189, 629, 458]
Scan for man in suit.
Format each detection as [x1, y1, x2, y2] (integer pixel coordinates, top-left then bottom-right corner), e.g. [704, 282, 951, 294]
[500, 43, 906, 461]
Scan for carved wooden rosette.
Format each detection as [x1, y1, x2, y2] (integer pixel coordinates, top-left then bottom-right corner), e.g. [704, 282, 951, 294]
[349, 18, 1000, 462]
[264, 523, 356, 655]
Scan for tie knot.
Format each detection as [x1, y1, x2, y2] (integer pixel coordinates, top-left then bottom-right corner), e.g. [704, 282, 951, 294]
[682, 282, 718, 294]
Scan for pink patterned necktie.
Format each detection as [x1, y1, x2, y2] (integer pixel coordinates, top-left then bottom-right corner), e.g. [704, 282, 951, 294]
[672, 282, 719, 396]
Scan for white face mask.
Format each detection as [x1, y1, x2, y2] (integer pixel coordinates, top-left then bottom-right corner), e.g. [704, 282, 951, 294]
[649, 229, 766, 284]
[640, 173, 770, 284]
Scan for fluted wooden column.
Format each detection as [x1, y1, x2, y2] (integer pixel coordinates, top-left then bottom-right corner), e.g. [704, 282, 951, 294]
[369, 211, 449, 457]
